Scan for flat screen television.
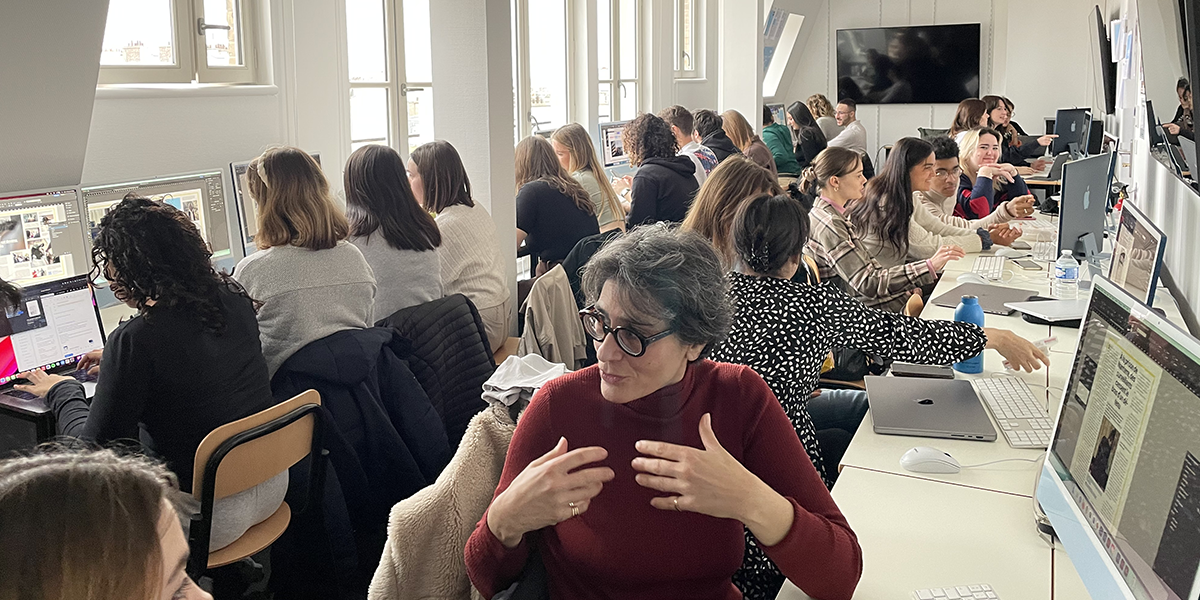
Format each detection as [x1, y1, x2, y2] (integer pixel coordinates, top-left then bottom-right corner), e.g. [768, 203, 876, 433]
[836, 24, 980, 105]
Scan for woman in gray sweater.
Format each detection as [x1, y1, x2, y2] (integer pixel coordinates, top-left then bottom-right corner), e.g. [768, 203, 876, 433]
[345, 144, 443, 321]
[235, 146, 376, 377]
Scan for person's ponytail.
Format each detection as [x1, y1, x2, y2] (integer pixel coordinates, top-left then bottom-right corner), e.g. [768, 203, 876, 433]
[799, 166, 819, 199]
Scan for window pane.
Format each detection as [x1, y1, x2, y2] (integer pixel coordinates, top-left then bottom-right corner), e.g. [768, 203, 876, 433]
[618, 81, 638, 121]
[598, 83, 613, 123]
[597, 0, 612, 81]
[403, 0, 432, 82]
[512, 0, 520, 142]
[407, 87, 435, 153]
[618, 0, 637, 79]
[346, 0, 388, 83]
[100, 0, 176, 66]
[350, 87, 391, 147]
[202, 0, 244, 67]
[526, 0, 568, 132]
[681, 0, 694, 71]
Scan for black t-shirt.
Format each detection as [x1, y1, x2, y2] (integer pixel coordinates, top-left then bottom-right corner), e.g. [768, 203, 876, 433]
[47, 285, 275, 491]
[516, 180, 600, 264]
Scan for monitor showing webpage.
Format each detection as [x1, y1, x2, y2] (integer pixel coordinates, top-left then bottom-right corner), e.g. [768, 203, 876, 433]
[600, 121, 630, 168]
[0, 275, 104, 387]
[0, 188, 89, 285]
[1045, 276, 1200, 600]
[82, 171, 233, 262]
[1108, 202, 1167, 306]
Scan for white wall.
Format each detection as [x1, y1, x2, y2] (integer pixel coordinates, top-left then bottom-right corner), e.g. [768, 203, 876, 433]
[785, 0, 1110, 156]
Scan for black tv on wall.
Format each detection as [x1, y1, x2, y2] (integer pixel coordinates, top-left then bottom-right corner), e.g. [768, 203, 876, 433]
[836, 24, 981, 105]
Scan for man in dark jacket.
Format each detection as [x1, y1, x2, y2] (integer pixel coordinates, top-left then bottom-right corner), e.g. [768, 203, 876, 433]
[620, 113, 701, 226]
[693, 108, 742, 163]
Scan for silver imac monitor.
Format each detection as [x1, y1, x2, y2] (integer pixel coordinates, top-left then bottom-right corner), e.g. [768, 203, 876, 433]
[599, 121, 630, 169]
[1058, 151, 1115, 261]
[230, 152, 322, 257]
[0, 187, 90, 285]
[1037, 276, 1200, 600]
[1107, 202, 1167, 306]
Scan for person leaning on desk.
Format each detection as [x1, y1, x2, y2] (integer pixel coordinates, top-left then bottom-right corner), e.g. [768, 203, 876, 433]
[465, 225, 862, 600]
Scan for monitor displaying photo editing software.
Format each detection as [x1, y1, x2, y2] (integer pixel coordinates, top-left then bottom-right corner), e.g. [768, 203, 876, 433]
[0, 188, 90, 286]
[599, 121, 630, 168]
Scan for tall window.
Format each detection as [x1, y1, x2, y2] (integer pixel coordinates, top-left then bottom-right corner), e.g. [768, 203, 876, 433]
[346, 0, 436, 153]
[674, 0, 699, 79]
[512, 0, 569, 138]
[598, 0, 640, 123]
[99, 0, 258, 84]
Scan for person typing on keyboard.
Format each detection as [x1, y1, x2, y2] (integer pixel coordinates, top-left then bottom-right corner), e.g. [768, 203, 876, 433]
[11, 195, 285, 552]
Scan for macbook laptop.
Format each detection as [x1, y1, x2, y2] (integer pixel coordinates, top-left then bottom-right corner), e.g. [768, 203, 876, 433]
[0, 274, 106, 453]
[865, 376, 997, 441]
[1180, 137, 1197, 180]
[1026, 153, 1070, 182]
[930, 282, 1038, 315]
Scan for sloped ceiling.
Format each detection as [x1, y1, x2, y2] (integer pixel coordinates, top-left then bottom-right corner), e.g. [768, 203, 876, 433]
[0, 0, 109, 192]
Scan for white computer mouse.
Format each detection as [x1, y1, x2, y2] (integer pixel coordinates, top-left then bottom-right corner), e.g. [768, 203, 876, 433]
[996, 247, 1029, 258]
[899, 447, 962, 474]
[956, 273, 990, 285]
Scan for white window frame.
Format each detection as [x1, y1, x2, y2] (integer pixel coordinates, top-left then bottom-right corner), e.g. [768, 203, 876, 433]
[512, 0, 572, 139]
[674, 0, 700, 79]
[397, 0, 434, 154]
[598, 0, 641, 123]
[347, 0, 403, 151]
[98, 0, 260, 85]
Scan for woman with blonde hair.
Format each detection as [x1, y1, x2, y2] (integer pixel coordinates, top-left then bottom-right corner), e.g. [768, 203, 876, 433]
[515, 135, 600, 271]
[682, 155, 783, 268]
[956, 128, 1036, 222]
[236, 146, 376, 376]
[721, 109, 778, 177]
[806, 94, 842, 141]
[550, 123, 625, 232]
[0, 449, 211, 600]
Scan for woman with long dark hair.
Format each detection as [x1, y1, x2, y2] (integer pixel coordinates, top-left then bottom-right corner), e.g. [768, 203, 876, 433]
[948, 98, 989, 141]
[345, 144, 443, 320]
[786, 101, 828, 172]
[15, 195, 284, 551]
[409, 140, 511, 352]
[805, 146, 963, 313]
[515, 135, 600, 272]
[983, 95, 1053, 169]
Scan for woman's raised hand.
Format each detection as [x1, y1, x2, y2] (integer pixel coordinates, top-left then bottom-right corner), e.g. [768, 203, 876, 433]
[486, 438, 614, 548]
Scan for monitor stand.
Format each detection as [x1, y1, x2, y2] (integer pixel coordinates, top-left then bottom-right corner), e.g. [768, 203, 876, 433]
[1076, 232, 1109, 290]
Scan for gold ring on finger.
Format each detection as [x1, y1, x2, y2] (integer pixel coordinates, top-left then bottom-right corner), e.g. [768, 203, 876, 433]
[673, 497, 680, 512]
[569, 501, 579, 518]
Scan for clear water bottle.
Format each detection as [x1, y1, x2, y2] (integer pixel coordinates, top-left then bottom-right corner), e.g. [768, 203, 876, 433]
[953, 296, 985, 374]
[1053, 250, 1080, 300]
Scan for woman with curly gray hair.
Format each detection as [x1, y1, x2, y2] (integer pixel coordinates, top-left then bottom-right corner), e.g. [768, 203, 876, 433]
[466, 224, 862, 600]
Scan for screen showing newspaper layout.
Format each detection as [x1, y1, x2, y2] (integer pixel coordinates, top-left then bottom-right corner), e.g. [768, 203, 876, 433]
[0, 189, 89, 285]
[1049, 279, 1200, 600]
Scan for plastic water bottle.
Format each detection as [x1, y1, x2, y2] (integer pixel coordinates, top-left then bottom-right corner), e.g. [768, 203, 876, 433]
[1053, 250, 1080, 300]
[953, 296, 985, 374]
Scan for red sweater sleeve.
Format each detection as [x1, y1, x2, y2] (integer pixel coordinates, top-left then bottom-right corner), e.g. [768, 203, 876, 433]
[738, 369, 863, 600]
[464, 388, 555, 598]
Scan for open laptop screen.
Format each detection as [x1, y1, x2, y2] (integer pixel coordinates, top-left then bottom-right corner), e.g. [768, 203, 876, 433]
[0, 274, 105, 386]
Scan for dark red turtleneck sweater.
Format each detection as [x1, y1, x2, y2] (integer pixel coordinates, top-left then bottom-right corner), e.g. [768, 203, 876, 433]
[465, 360, 862, 599]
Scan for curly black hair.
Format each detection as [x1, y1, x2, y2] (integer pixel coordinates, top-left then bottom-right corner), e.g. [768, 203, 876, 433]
[621, 113, 678, 166]
[90, 194, 252, 333]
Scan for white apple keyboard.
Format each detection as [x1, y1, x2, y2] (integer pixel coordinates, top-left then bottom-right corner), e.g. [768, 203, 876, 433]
[913, 583, 1001, 599]
[971, 255, 1006, 280]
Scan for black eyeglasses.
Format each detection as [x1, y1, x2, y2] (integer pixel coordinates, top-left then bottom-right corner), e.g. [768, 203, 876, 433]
[579, 306, 674, 357]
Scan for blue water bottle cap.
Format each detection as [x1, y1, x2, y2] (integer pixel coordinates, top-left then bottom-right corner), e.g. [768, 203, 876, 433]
[960, 295, 978, 303]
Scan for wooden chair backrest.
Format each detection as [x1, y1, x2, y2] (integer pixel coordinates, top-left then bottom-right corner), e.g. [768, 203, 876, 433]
[192, 390, 321, 501]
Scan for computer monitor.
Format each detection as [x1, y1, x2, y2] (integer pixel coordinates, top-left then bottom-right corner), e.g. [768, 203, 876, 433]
[1037, 275, 1200, 600]
[599, 121, 630, 168]
[1052, 108, 1094, 156]
[0, 187, 90, 286]
[1146, 100, 1166, 147]
[230, 152, 322, 257]
[767, 103, 786, 126]
[1058, 151, 1115, 261]
[1180, 138, 1198, 181]
[1108, 202, 1167, 306]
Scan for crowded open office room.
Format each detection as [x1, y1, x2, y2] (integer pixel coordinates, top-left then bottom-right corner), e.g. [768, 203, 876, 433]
[1, 0, 1199, 598]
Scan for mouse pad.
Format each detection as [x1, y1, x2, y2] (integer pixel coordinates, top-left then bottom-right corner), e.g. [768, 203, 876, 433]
[931, 283, 1039, 315]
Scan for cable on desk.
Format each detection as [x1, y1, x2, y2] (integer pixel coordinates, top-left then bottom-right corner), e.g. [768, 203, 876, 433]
[959, 452, 1047, 469]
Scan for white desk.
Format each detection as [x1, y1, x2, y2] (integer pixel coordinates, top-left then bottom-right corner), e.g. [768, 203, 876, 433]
[776, 467, 1056, 600]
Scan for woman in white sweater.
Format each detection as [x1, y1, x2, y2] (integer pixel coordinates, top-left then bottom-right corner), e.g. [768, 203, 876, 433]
[408, 141, 512, 352]
[235, 146, 376, 377]
[345, 144, 443, 321]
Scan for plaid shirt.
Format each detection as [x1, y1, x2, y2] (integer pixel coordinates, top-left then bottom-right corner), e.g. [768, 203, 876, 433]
[804, 197, 936, 313]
